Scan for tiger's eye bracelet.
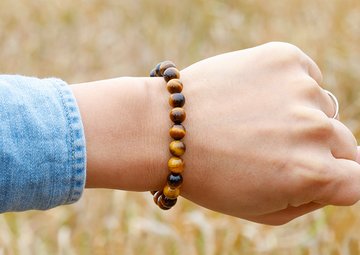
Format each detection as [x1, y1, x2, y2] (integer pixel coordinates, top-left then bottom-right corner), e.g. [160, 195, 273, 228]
[150, 61, 186, 210]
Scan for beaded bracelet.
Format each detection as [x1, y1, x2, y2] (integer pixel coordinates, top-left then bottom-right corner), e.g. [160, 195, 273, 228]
[150, 61, 186, 210]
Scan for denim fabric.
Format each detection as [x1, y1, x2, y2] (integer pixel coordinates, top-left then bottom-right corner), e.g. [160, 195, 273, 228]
[0, 75, 86, 213]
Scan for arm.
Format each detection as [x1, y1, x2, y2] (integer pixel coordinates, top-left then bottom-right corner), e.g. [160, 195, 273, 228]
[70, 77, 170, 191]
[72, 42, 360, 225]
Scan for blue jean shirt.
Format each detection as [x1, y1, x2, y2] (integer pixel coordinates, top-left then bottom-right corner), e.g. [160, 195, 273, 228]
[0, 75, 86, 213]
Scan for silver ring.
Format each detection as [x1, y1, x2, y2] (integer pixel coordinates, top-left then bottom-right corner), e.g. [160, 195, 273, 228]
[324, 90, 339, 119]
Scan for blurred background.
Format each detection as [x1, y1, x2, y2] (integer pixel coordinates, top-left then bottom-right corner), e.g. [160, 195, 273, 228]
[1, 0, 360, 254]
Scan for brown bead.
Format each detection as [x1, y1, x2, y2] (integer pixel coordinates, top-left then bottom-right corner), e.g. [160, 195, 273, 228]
[169, 140, 186, 157]
[160, 61, 176, 76]
[170, 107, 186, 124]
[169, 124, 186, 140]
[156, 194, 171, 210]
[167, 173, 183, 188]
[158, 202, 171, 210]
[153, 191, 162, 204]
[167, 79, 183, 94]
[163, 67, 180, 82]
[160, 194, 177, 208]
[168, 157, 184, 173]
[155, 63, 162, 77]
[169, 93, 185, 108]
[163, 184, 180, 199]
[150, 190, 157, 195]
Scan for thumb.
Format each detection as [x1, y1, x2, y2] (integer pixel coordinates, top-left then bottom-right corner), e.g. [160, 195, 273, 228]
[324, 158, 360, 206]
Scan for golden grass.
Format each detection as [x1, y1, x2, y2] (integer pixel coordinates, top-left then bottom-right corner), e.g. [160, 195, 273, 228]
[1, 0, 360, 254]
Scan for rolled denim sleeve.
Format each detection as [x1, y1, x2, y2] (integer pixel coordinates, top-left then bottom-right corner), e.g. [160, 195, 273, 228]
[0, 75, 86, 213]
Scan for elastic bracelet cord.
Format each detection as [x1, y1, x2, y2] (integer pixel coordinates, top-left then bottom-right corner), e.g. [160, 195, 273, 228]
[150, 61, 186, 210]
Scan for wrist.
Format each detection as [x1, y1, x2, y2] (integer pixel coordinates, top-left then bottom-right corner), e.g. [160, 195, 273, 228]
[71, 77, 170, 191]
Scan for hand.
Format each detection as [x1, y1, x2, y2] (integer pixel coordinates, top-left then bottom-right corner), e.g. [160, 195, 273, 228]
[173, 42, 360, 225]
[74, 42, 359, 226]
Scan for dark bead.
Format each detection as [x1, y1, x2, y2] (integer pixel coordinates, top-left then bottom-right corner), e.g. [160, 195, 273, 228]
[157, 195, 171, 210]
[168, 157, 184, 173]
[169, 93, 185, 108]
[170, 107, 186, 124]
[150, 69, 156, 77]
[163, 67, 180, 82]
[167, 173, 183, 188]
[150, 190, 157, 195]
[169, 140, 186, 157]
[160, 61, 176, 76]
[169, 124, 186, 140]
[160, 194, 177, 208]
[167, 79, 183, 94]
[158, 202, 171, 210]
[153, 190, 162, 204]
[155, 63, 163, 77]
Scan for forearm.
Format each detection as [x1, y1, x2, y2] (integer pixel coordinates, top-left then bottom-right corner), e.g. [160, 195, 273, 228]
[70, 77, 170, 191]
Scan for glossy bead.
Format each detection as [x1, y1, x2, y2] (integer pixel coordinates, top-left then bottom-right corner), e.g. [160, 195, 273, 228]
[167, 79, 183, 94]
[150, 61, 186, 210]
[169, 140, 186, 157]
[158, 202, 171, 210]
[167, 173, 183, 188]
[169, 124, 186, 140]
[160, 61, 176, 76]
[153, 191, 162, 204]
[160, 194, 177, 208]
[150, 190, 157, 195]
[163, 184, 180, 199]
[155, 63, 162, 77]
[150, 69, 156, 77]
[163, 67, 180, 82]
[170, 107, 186, 124]
[157, 194, 171, 210]
[168, 157, 185, 173]
[169, 93, 185, 108]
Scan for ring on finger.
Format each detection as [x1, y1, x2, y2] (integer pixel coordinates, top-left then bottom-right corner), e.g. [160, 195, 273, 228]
[324, 90, 339, 119]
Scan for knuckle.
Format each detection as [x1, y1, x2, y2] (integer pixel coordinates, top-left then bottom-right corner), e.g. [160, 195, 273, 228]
[264, 41, 299, 52]
[290, 107, 334, 139]
[263, 42, 311, 71]
[311, 115, 334, 137]
[290, 76, 323, 103]
[296, 77, 322, 97]
[267, 42, 303, 60]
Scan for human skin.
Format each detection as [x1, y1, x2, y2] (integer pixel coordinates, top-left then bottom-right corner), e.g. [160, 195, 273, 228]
[71, 42, 360, 225]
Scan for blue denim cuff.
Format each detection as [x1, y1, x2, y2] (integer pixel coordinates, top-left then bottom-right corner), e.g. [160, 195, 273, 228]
[0, 75, 86, 213]
[51, 78, 87, 207]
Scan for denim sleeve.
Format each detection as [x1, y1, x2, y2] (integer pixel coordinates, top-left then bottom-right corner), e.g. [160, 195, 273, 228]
[0, 75, 86, 213]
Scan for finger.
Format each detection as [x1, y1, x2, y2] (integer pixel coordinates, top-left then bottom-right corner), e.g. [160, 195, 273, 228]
[305, 55, 323, 86]
[356, 146, 360, 164]
[320, 89, 339, 120]
[323, 89, 339, 119]
[288, 107, 341, 147]
[291, 80, 337, 119]
[311, 88, 339, 120]
[329, 119, 357, 160]
[289, 107, 354, 160]
[314, 158, 360, 206]
[242, 202, 324, 226]
[279, 42, 323, 85]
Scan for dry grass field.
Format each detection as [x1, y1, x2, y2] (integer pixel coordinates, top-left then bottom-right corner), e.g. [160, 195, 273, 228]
[1, 0, 360, 254]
